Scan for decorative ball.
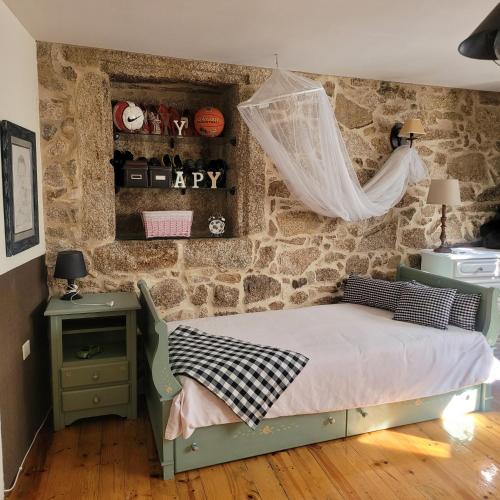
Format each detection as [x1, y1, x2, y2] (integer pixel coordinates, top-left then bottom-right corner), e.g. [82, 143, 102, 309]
[113, 101, 144, 132]
[112, 101, 128, 131]
[122, 102, 144, 131]
[194, 107, 225, 137]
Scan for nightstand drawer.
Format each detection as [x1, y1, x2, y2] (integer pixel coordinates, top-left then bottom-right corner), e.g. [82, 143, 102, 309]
[62, 384, 129, 412]
[61, 361, 129, 389]
[454, 259, 498, 277]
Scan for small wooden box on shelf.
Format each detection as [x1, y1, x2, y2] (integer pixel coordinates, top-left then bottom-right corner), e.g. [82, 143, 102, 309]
[44, 292, 141, 431]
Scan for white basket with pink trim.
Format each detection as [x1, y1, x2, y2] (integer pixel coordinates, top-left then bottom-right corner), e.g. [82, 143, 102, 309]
[142, 210, 193, 238]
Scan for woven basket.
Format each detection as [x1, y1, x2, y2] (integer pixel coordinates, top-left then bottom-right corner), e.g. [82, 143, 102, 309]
[142, 211, 193, 238]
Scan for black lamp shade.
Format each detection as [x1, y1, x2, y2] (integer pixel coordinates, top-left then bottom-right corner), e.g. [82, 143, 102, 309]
[458, 3, 500, 60]
[54, 250, 87, 280]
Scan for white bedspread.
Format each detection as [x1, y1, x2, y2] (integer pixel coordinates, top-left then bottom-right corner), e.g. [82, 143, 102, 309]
[165, 303, 498, 439]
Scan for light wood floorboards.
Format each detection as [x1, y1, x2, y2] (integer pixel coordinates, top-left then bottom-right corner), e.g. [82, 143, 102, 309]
[7, 394, 500, 500]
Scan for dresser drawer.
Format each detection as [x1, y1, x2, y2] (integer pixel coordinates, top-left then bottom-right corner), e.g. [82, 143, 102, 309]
[454, 259, 499, 278]
[346, 386, 481, 436]
[175, 410, 346, 473]
[62, 384, 129, 412]
[61, 361, 128, 389]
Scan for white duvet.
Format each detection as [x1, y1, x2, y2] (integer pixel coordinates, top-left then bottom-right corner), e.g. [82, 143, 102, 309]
[165, 303, 499, 439]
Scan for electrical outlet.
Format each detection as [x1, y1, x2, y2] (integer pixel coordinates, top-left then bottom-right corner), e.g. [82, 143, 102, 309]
[22, 340, 30, 360]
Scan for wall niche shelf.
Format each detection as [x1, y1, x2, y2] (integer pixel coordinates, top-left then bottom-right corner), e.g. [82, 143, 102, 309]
[111, 78, 239, 240]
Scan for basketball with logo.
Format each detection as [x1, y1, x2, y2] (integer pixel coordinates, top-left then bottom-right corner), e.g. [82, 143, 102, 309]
[194, 107, 225, 137]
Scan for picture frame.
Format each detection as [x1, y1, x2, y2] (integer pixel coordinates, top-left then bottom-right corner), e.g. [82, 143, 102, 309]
[1, 120, 39, 256]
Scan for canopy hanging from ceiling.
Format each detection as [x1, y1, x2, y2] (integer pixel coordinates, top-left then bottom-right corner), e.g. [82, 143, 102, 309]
[238, 69, 426, 222]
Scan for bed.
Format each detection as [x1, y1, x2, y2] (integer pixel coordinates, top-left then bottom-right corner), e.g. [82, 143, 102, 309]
[138, 265, 500, 480]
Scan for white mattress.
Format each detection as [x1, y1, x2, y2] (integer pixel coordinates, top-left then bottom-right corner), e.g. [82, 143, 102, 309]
[164, 303, 498, 439]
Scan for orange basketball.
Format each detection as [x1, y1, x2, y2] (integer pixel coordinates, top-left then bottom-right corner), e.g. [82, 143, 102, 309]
[194, 107, 225, 137]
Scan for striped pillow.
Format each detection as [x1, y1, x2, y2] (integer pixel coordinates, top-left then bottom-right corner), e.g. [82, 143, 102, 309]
[342, 274, 407, 312]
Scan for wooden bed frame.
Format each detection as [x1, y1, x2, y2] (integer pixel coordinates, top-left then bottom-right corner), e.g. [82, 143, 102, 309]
[137, 265, 499, 480]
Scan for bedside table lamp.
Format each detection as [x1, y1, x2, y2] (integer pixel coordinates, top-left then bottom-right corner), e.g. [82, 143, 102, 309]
[427, 179, 461, 253]
[54, 250, 87, 300]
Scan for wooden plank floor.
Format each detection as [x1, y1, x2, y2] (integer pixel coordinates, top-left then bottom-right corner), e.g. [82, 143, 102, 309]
[7, 392, 500, 500]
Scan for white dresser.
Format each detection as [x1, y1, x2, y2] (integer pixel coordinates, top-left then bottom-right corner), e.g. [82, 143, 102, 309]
[421, 247, 500, 288]
[421, 247, 500, 355]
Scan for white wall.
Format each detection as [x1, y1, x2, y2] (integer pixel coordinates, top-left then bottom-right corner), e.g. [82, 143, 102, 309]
[0, 0, 45, 276]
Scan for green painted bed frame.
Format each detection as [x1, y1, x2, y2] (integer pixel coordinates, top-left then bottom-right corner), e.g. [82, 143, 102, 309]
[137, 265, 500, 480]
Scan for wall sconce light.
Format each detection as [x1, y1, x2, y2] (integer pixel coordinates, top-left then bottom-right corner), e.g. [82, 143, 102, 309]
[390, 118, 426, 149]
[458, 3, 500, 62]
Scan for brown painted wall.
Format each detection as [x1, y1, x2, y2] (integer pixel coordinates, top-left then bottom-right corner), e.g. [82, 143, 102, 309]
[0, 255, 50, 487]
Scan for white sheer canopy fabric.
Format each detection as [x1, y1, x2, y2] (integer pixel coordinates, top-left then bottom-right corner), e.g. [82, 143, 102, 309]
[238, 70, 427, 222]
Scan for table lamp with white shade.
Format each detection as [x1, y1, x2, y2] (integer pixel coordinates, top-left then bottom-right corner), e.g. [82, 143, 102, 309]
[426, 179, 461, 253]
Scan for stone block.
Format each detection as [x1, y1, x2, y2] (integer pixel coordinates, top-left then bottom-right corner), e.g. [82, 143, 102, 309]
[184, 239, 252, 269]
[345, 255, 370, 274]
[215, 273, 241, 283]
[190, 285, 208, 306]
[268, 180, 290, 198]
[335, 94, 373, 129]
[276, 211, 322, 237]
[290, 291, 308, 304]
[447, 153, 488, 182]
[255, 246, 276, 268]
[401, 228, 427, 249]
[243, 275, 281, 303]
[358, 221, 397, 251]
[278, 247, 320, 275]
[93, 241, 178, 273]
[213, 285, 240, 308]
[316, 268, 340, 282]
[151, 279, 186, 309]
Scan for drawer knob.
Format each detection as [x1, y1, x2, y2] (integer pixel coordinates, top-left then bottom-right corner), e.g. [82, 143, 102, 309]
[357, 408, 368, 418]
[477, 267, 484, 272]
[191, 443, 200, 452]
[92, 372, 100, 381]
[92, 395, 101, 405]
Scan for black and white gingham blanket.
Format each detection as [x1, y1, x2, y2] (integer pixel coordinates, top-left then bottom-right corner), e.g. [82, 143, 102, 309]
[169, 325, 309, 428]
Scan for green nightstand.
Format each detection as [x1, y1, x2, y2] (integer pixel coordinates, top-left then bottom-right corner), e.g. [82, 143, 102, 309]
[44, 292, 141, 431]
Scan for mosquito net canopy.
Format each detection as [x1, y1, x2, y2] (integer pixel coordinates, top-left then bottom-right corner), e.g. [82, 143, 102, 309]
[238, 70, 426, 222]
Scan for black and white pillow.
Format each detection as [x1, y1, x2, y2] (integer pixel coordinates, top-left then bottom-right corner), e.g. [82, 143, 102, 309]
[393, 283, 457, 330]
[410, 281, 481, 331]
[342, 274, 407, 312]
[449, 293, 481, 331]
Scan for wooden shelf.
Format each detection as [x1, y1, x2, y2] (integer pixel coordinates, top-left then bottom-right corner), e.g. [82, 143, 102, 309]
[62, 326, 127, 336]
[116, 232, 234, 241]
[117, 186, 236, 195]
[62, 341, 127, 366]
[114, 132, 236, 147]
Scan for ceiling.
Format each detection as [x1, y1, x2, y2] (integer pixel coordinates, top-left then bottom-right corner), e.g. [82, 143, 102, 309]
[5, 0, 500, 91]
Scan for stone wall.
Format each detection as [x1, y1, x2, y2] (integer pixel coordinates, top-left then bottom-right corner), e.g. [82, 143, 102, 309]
[38, 42, 500, 320]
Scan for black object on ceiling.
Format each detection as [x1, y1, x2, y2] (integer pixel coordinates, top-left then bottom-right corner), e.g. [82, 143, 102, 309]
[458, 3, 500, 60]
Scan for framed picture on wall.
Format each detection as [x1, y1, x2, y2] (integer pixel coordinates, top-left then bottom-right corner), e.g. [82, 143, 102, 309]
[1, 120, 39, 256]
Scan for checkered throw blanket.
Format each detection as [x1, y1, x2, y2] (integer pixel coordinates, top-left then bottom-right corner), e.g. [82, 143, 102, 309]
[169, 325, 309, 428]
